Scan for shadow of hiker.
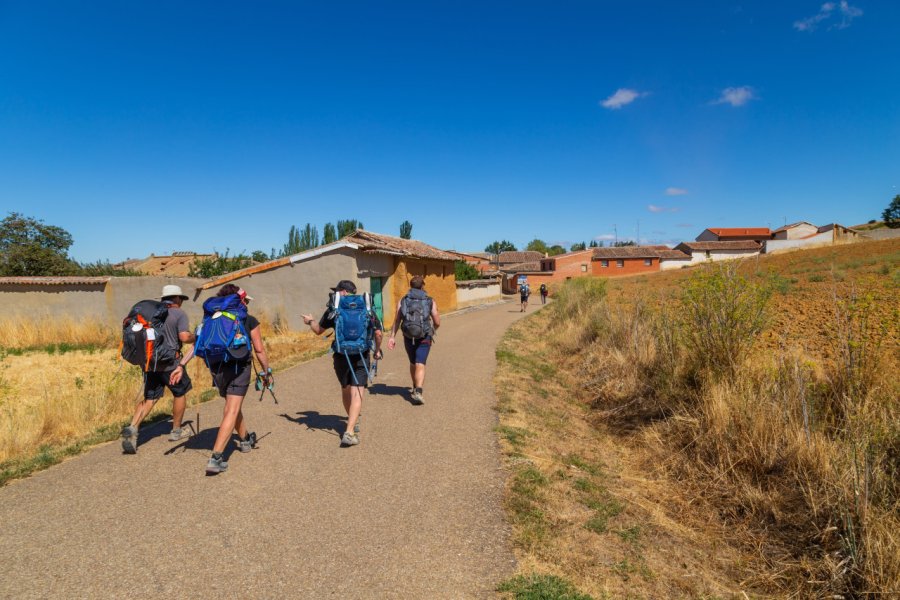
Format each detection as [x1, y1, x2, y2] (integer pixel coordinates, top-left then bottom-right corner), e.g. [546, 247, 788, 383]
[280, 411, 344, 436]
[163, 423, 239, 460]
[369, 383, 423, 406]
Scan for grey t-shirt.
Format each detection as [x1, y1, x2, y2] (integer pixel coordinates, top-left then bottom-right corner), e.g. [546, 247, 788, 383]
[161, 305, 190, 360]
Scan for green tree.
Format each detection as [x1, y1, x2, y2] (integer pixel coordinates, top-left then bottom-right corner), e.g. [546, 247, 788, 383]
[485, 240, 517, 254]
[298, 223, 319, 250]
[399, 220, 413, 239]
[323, 222, 337, 244]
[337, 219, 364, 238]
[78, 260, 142, 276]
[526, 239, 549, 254]
[251, 250, 269, 263]
[613, 240, 636, 247]
[0, 212, 78, 276]
[283, 225, 302, 256]
[548, 244, 566, 256]
[570, 242, 586, 251]
[188, 250, 254, 278]
[883, 194, 900, 228]
[454, 260, 481, 281]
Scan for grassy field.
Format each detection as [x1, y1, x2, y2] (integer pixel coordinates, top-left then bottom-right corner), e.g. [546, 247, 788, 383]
[0, 316, 328, 485]
[496, 238, 899, 599]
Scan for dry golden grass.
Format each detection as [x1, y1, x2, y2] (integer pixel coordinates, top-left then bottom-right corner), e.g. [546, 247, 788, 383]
[497, 248, 899, 598]
[0, 316, 117, 349]
[0, 317, 328, 474]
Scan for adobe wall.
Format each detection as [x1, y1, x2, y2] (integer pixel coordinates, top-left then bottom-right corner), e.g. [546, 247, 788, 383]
[456, 280, 502, 309]
[685, 249, 760, 265]
[389, 258, 457, 328]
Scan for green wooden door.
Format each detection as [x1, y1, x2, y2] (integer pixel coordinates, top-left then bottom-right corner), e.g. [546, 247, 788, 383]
[370, 277, 384, 322]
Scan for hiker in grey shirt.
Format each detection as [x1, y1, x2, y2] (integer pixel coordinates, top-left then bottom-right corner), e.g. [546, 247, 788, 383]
[121, 284, 196, 454]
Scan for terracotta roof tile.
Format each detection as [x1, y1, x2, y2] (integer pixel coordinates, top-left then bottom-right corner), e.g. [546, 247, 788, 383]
[348, 230, 457, 261]
[676, 241, 761, 252]
[0, 276, 111, 286]
[705, 227, 771, 237]
[498, 251, 544, 264]
[592, 247, 678, 259]
[500, 261, 542, 273]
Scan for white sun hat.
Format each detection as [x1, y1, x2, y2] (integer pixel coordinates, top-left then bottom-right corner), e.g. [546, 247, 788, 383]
[160, 284, 189, 300]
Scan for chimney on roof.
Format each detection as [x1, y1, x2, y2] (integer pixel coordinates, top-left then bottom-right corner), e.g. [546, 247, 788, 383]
[544, 252, 548, 258]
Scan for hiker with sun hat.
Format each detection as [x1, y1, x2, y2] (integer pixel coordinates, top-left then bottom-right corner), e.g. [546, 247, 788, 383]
[120, 284, 196, 454]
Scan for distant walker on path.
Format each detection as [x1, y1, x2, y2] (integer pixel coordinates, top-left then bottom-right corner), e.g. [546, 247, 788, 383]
[539, 283, 548, 305]
[519, 281, 531, 312]
[388, 275, 440, 405]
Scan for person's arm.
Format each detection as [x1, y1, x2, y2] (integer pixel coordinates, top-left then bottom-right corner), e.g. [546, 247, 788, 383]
[250, 325, 273, 385]
[169, 315, 195, 385]
[387, 300, 403, 350]
[301, 312, 327, 335]
[430, 301, 441, 331]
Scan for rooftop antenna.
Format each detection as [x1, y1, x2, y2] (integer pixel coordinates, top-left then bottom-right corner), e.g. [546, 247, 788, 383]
[637, 219, 640, 246]
[613, 224, 618, 246]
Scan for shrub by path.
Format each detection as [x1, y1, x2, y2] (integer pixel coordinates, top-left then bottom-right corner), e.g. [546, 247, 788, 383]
[0, 300, 535, 599]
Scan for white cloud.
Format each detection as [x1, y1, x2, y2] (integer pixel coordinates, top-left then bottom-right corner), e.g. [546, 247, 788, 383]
[675, 223, 695, 228]
[594, 234, 616, 241]
[794, 1, 862, 32]
[648, 205, 680, 213]
[600, 88, 648, 110]
[713, 86, 756, 107]
[665, 187, 688, 196]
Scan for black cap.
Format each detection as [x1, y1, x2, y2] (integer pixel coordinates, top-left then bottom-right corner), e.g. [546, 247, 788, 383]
[331, 280, 357, 293]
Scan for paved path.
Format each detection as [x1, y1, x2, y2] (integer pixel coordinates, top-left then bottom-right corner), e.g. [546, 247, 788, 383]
[1, 300, 537, 599]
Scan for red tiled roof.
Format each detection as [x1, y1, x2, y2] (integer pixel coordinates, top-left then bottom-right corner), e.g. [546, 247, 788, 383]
[498, 251, 544, 264]
[705, 227, 770, 237]
[500, 261, 542, 273]
[676, 241, 761, 252]
[592, 247, 686, 259]
[349, 230, 457, 261]
[0, 276, 111, 286]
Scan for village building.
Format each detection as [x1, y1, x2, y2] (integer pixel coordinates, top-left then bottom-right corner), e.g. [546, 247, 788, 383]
[695, 227, 771, 242]
[196, 230, 457, 329]
[443, 249, 500, 278]
[591, 246, 690, 276]
[764, 222, 861, 253]
[674, 241, 761, 264]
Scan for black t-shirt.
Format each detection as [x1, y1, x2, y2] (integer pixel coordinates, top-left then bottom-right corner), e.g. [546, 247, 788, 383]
[246, 315, 260, 332]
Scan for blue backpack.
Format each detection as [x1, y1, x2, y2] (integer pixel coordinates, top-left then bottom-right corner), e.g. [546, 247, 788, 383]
[195, 294, 251, 365]
[332, 292, 375, 384]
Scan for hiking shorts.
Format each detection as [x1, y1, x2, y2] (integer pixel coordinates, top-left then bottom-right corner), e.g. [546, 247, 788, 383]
[333, 352, 371, 388]
[404, 336, 432, 365]
[210, 361, 251, 398]
[520, 294, 528, 302]
[144, 368, 192, 401]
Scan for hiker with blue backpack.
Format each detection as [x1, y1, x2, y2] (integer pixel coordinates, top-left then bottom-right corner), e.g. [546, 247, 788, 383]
[301, 280, 383, 447]
[195, 284, 272, 474]
[120, 284, 196, 454]
[387, 275, 441, 405]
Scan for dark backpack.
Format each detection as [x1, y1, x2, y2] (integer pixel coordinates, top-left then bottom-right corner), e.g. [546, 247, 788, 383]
[400, 289, 433, 340]
[121, 300, 175, 372]
[333, 292, 375, 354]
[195, 294, 251, 365]
[540, 284, 547, 294]
[519, 284, 530, 296]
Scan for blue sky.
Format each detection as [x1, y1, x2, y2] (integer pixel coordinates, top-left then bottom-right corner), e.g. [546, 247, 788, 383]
[1, 1, 898, 261]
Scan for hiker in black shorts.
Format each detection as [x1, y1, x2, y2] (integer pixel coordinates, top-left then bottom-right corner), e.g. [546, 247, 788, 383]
[302, 280, 383, 447]
[540, 283, 548, 305]
[203, 284, 272, 474]
[387, 275, 440, 405]
[519, 281, 531, 312]
[121, 284, 195, 454]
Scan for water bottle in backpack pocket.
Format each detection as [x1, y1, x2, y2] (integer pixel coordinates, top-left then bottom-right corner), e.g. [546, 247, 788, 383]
[195, 294, 251, 365]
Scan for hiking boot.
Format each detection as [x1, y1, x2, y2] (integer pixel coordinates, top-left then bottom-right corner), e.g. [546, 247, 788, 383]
[410, 389, 424, 406]
[168, 427, 185, 442]
[121, 426, 137, 454]
[238, 431, 257, 453]
[206, 454, 228, 474]
[341, 432, 360, 447]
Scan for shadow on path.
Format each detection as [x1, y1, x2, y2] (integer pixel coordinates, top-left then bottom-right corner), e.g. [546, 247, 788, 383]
[368, 383, 418, 405]
[280, 411, 344, 437]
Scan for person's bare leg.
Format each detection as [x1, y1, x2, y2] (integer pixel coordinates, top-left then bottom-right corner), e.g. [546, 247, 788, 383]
[408, 363, 416, 389]
[345, 385, 363, 434]
[414, 363, 426, 388]
[212, 394, 244, 454]
[233, 409, 248, 440]
[342, 385, 352, 415]
[130, 399, 155, 429]
[171, 395, 186, 430]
